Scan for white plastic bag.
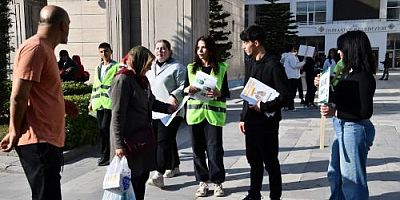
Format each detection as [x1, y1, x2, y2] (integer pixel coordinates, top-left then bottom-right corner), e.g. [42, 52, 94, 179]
[102, 156, 136, 200]
[103, 156, 131, 191]
[102, 185, 136, 200]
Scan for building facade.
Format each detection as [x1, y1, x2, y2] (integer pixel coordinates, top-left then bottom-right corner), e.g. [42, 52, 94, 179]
[246, 0, 400, 69]
[9, 0, 245, 82]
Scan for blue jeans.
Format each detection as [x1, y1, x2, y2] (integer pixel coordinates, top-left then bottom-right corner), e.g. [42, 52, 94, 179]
[328, 117, 375, 200]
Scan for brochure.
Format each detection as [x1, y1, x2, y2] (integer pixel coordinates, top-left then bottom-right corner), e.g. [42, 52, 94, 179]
[240, 77, 280, 105]
[190, 71, 217, 101]
[298, 45, 315, 57]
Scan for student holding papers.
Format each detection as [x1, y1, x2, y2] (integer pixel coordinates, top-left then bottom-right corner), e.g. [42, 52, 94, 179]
[283, 44, 305, 111]
[146, 40, 186, 188]
[184, 35, 230, 197]
[239, 25, 290, 200]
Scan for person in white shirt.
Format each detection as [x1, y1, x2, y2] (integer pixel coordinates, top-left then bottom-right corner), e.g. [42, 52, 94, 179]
[283, 45, 305, 111]
[146, 40, 186, 188]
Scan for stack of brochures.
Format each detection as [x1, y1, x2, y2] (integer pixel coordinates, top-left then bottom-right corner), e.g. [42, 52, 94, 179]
[240, 77, 279, 105]
[240, 77, 280, 117]
[190, 71, 217, 101]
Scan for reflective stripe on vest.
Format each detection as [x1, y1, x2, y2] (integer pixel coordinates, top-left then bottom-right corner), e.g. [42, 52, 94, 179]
[186, 62, 228, 126]
[91, 61, 119, 111]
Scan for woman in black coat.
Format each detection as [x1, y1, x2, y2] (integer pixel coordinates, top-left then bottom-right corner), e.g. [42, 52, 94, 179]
[110, 46, 175, 200]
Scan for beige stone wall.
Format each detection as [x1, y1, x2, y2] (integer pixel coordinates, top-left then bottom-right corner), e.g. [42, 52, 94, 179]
[140, 0, 209, 66]
[220, 0, 245, 82]
[9, 0, 46, 76]
[10, 0, 244, 84]
[48, 0, 108, 81]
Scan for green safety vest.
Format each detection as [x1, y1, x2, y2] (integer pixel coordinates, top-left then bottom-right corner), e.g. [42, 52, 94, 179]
[186, 62, 228, 127]
[91, 61, 120, 111]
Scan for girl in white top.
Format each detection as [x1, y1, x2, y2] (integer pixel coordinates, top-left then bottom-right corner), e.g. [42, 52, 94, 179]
[323, 48, 338, 77]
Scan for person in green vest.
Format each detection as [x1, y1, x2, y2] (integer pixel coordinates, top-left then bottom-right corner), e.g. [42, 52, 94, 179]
[88, 42, 121, 166]
[184, 36, 230, 197]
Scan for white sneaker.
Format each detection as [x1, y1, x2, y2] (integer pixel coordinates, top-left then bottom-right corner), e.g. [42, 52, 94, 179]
[214, 183, 224, 197]
[195, 182, 208, 197]
[163, 167, 180, 178]
[147, 171, 164, 188]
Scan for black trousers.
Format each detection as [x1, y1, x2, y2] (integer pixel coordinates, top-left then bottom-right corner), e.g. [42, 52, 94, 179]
[287, 78, 299, 109]
[153, 117, 182, 174]
[131, 171, 149, 200]
[245, 121, 282, 200]
[380, 68, 389, 79]
[97, 109, 111, 160]
[16, 143, 63, 200]
[296, 77, 304, 100]
[191, 120, 225, 184]
[305, 71, 317, 104]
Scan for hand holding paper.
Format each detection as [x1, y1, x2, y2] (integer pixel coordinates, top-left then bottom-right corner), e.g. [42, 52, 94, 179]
[240, 77, 280, 105]
[190, 71, 217, 101]
[298, 45, 315, 57]
[161, 96, 190, 126]
[240, 77, 279, 117]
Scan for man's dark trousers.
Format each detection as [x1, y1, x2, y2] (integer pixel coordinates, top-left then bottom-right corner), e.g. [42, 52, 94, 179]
[245, 121, 282, 200]
[97, 109, 111, 162]
[16, 143, 63, 200]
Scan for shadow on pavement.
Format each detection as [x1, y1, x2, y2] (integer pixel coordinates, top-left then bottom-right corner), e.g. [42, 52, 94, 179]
[370, 191, 400, 200]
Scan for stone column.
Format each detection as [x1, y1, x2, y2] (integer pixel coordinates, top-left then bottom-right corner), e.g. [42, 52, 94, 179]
[106, 0, 123, 60]
[140, 0, 209, 65]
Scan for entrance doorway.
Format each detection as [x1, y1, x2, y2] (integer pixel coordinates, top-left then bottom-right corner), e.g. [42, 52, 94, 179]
[387, 33, 400, 68]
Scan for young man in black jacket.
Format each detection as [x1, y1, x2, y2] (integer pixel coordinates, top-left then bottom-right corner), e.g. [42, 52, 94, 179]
[239, 25, 290, 200]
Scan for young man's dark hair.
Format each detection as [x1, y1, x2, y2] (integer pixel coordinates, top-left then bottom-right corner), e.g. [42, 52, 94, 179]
[98, 42, 112, 50]
[59, 49, 69, 57]
[239, 25, 290, 200]
[240, 25, 266, 44]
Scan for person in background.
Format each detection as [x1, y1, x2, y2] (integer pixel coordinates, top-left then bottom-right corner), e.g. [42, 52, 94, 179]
[72, 55, 90, 82]
[323, 48, 338, 78]
[58, 49, 79, 81]
[239, 25, 290, 200]
[283, 45, 305, 111]
[146, 40, 186, 188]
[184, 35, 229, 197]
[379, 52, 391, 80]
[281, 45, 304, 105]
[0, 6, 78, 200]
[318, 30, 376, 200]
[296, 54, 305, 105]
[303, 51, 318, 108]
[88, 42, 120, 166]
[110, 46, 176, 200]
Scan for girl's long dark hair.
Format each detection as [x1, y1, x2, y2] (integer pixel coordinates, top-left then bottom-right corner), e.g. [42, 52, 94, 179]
[337, 30, 376, 75]
[327, 48, 337, 64]
[192, 35, 220, 75]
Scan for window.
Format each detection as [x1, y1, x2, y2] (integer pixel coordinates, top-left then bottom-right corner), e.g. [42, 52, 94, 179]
[296, 1, 326, 25]
[334, 0, 379, 20]
[388, 0, 400, 21]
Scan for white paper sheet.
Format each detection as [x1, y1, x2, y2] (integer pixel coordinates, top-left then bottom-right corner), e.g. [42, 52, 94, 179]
[190, 71, 217, 102]
[160, 96, 190, 126]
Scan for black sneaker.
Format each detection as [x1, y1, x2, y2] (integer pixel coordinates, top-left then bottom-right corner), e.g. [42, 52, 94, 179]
[97, 157, 110, 166]
[243, 194, 262, 200]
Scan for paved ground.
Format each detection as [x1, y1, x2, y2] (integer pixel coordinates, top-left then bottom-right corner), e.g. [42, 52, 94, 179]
[1, 71, 399, 200]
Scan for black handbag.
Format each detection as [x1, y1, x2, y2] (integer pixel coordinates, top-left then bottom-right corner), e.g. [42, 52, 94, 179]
[123, 125, 156, 156]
